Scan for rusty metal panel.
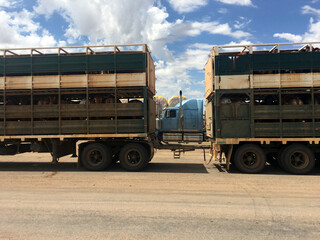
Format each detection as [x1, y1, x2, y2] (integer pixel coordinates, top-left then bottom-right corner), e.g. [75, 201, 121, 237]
[147, 52, 156, 95]
[34, 121, 59, 134]
[5, 121, 32, 135]
[61, 104, 87, 118]
[282, 122, 313, 137]
[117, 119, 144, 133]
[205, 100, 214, 138]
[254, 123, 281, 137]
[61, 120, 87, 134]
[254, 105, 280, 119]
[282, 105, 313, 119]
[5, 106, 32, 119]
[89, 103, 144, 117]
[148, 98, 156, 133]
[220, 120, 250, 138]
[205, 56, 214, 99]
[34, 105, 59, 118]
[89, 120, 115, 133]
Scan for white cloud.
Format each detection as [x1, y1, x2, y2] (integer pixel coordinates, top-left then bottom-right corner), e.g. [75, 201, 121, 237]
[0, 8, 60, 48]
[174, 21, 251, 39]
[33, 0, 251, 98]
[156, 43, 212, 98]
[273, 33, 303, 42]
[302, 5, 320, 16]
[167, 0, 208, 13]
[34, 0, 250, 59]
[218, 8, 228, 14]
[234, 16, 251, 29]
[0, 0, 20, 8]
[216, 0, 253, 6]
[274, 5, 320, 43]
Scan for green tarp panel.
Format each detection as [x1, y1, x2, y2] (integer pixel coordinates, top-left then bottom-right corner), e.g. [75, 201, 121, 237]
[0, 52, 146, 76]
[215, 51, 320, 75]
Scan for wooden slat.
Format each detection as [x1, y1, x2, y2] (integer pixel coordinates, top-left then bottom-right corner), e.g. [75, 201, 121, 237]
[116, 73, 146, 87]
[5, 76, 32, 89]
[0, 77, 4, 89]
[219, 75, 250, 89]
[280, 73, 312, 88]
[88, 74, 115, 88]
[253, 74, 280, 88]
[61, 75, 87, 88]
[33, 75, 59, 89]
[0, 73, 148, 90]
[312, 72, 320, 87]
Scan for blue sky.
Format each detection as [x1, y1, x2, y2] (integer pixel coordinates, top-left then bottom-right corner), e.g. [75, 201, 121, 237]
[0, 0, 319, 99]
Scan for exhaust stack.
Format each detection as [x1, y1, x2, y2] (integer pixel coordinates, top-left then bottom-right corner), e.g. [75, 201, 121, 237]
[178, 90, 184, 132]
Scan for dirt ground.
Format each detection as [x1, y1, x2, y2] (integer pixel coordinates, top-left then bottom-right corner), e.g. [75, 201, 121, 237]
[0, 150, 319, 240]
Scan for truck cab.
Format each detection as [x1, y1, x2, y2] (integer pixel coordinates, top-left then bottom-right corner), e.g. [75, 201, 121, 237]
[158, 99, 204, 143]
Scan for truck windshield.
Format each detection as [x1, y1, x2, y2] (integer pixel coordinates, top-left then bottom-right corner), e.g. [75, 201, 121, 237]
[166, 109, 176, 118]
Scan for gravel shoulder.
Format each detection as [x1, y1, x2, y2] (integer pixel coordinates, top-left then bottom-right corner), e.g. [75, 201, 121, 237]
[0, 150, 319, 240]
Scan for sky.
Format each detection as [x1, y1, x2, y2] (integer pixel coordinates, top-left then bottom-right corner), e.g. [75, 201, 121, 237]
[0, 0, 319, 99]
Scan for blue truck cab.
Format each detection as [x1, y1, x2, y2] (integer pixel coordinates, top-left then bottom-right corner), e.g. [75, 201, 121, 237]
[158, 99, 204, 142]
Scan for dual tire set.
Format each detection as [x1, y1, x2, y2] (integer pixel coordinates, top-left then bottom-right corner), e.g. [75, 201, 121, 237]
[81, 142, 150, 171]
[234, 144, 315, 174]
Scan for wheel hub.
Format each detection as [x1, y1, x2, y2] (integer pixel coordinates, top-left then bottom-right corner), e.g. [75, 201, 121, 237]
[290, 152, 307, 168]
[243, 152, 256, 166]
[128, 151, 140, 164]
[90, 150, 102, 164]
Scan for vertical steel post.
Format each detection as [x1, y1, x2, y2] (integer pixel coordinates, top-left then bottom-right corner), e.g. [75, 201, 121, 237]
[312, 88, 315, 137]
[279, 90, 283, 138]
[86, 50, 89, 134]
[3, 51, 6, 136]
[143, 87, 147, 133]
[114, 46, 118, 134]
[30, 49, 34, 135]
[58, 48, 62, 135]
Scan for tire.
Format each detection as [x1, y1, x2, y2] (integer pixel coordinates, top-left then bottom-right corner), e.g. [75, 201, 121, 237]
[234, 144, 266, 173]
[277, 146, 287, 169]
[81, 143, 112, 171]
[119, 143, 149, 171]
[281, 144, 315, 174]
[0, 144, 17, 155]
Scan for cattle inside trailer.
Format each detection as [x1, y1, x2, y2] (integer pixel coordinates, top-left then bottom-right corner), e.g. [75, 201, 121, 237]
[0, 44, 156, 171]
[205, 42, 320, 174]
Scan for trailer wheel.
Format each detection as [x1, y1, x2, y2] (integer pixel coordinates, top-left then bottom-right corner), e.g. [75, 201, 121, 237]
[281, 144, 315, 174]
[277, 146, 287, 169]
[234, 144, 266, 173]
[81, 143, 112, 171]
[119, 143, 149, 171]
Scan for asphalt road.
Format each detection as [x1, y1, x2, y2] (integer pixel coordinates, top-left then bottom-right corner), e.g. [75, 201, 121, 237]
[0, 150, 319, 240]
